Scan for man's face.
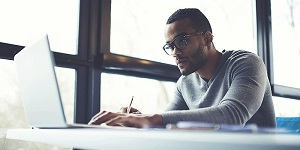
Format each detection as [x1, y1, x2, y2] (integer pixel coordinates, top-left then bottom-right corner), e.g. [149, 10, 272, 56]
[164, 18, 207, 76]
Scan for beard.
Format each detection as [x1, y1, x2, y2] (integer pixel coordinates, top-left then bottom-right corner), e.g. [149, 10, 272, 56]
[178, 45, 207, 76]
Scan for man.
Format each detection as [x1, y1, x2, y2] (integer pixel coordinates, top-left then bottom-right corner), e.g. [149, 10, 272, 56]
[89, 8, 276, 128]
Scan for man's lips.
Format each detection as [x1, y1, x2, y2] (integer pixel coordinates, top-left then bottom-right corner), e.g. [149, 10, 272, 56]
[177, 59, 188, 67]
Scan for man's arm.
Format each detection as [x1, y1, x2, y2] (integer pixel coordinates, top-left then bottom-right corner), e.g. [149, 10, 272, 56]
[161, 53, 268, 126]
[165, 78, 189, 111]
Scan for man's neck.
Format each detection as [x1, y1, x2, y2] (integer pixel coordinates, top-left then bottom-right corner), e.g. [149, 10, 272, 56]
[196, 49, 222, 81]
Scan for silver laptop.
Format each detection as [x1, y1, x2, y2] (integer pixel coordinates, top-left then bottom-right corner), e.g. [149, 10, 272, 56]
[14, 35, 105, 129]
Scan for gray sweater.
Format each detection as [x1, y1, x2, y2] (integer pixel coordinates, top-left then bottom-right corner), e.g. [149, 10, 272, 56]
[162, 50, 276, 127]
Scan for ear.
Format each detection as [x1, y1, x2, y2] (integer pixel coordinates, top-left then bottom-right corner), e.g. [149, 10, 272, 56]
[204, 31, 213, 46]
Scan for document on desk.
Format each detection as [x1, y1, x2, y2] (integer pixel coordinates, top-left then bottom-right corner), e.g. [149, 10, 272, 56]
[165, 121, 289, 133]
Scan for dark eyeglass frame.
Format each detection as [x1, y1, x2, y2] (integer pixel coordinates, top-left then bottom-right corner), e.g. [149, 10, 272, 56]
[162, 32, 203, 55]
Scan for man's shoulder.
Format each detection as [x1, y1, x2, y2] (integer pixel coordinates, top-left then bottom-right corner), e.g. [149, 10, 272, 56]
[223, 49, 256, 57]
[223, 50, 261, 62]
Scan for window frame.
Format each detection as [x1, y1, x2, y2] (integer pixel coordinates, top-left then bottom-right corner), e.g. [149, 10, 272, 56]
[256, 0, 300, 100]
[0, 0, 299, 124]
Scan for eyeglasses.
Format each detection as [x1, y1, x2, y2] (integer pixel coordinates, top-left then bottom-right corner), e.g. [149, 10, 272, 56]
[163, 32, 203, 55]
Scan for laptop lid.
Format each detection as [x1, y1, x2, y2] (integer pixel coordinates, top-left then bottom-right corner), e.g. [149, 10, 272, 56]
[14, 35, 68, 128]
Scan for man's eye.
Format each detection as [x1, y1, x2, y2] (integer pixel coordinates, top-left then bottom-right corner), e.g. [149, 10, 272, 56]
[175, 37, 187, 48]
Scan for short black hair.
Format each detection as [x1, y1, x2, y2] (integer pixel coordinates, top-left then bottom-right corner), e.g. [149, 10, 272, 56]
[166, 8, 212, 33]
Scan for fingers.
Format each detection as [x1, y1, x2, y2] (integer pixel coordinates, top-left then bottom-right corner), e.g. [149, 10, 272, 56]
[88, 110, 148, 128]
[120, 107, 128, 113]
[89, 111, 106, 121]
[132, 111, 142, 114]
[88, 111, 123, 125]
[105, 116, 142, 128]
[120, 107, 142, 114]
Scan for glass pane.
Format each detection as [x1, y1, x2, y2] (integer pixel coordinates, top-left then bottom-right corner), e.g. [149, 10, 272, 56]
[271, 0, 300, 89]
[0, 0, 79, 54]
[273, 96, 300, 117]
[55, 67, 76, 124]
[111, 0, 257, 64]
[0, 59, 76, 128]
[101, 73, 175, 113]
[0, 59, 27, 128]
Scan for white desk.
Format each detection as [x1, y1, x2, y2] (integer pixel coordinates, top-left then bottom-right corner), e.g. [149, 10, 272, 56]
[6, 128, 300, 150]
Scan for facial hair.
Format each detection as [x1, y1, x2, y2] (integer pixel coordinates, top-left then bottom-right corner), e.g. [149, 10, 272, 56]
[180, 44, 207, 76]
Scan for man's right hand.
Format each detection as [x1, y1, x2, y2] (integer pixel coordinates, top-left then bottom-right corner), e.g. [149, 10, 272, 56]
[120, 107, 142, 114]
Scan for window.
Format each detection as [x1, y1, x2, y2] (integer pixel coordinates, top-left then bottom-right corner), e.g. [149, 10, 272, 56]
[0, 1, 78, 148]
[0, 1, 299, 140]
[270, 0, 300, 117]
[0, 59, 27, 128]
[273, 96, 300, 116]
[271, 0, 300, 89]
[0, 59, 76, 128]
[110, 0, 257, 65]
[105, 0, 258, 114]
[55, 67, 76, 124]
[101, 73, 175, 113]
[0, 0, 79, 54]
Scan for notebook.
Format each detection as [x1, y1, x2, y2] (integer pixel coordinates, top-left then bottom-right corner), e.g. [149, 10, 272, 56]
[14, 35, 106, 129]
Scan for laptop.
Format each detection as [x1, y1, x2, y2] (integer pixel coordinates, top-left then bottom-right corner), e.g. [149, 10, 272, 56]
[14, 35, 107, 129]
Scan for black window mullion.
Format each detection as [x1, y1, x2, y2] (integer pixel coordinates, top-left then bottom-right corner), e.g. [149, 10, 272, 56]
[256, 0, 274, 86]
[75, 0, 108, 123]
[0, 42, 23, 60]
[74, 66, 89, 123]
[75, 0, 89, 124]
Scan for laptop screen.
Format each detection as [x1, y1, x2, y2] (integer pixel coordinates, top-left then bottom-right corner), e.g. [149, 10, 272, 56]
[14, 35, 68, 128]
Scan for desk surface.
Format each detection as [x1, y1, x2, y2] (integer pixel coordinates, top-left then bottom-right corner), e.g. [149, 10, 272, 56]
[6, 128, 300, 150]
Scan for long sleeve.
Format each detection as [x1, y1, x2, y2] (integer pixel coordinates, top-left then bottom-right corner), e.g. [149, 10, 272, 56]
[164, 84, 189, 111]
[161, 50, 276, 127]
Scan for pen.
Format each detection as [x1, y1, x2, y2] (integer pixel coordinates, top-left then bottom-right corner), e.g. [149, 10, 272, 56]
[127, 96, 134, 114]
